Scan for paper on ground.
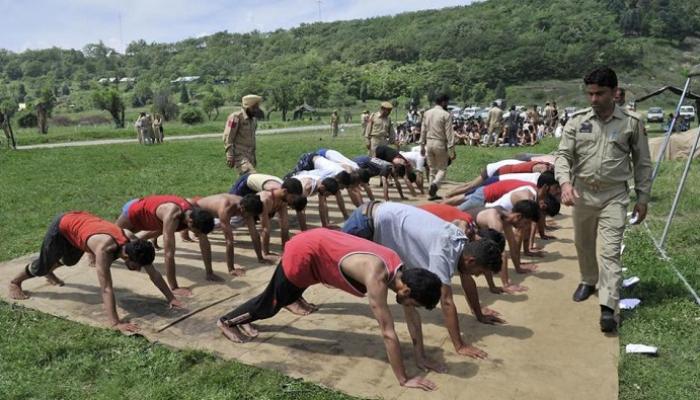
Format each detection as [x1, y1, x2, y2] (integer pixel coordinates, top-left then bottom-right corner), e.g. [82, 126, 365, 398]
[625, 344, 658, 355]
[620, 298, 641, 310]
[622, 276, 640, 288]
[620, 244, 626, 255]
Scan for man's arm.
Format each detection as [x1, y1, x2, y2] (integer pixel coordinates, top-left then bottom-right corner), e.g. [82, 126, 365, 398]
[347, 187, 363, 207]
[223, 114, 239, 167]
[94, 248, 138, 333]
[439, 284, 487, 358]
[297, 209, 308, 231]
[382, 176, 390, 201]
[366, 277, 436, 390]
[161, 208, 183, 293]
[260, 204, 273, 255]
[458, 271, 505, 325]
[142, 263, 182, 309]
[278, 206, 290, 246]
[631, 118, 652, 221]
[196, 233, 219, 281]
[363, 183, 376, 201]
[335, 192, 349, 219]
[218, 208, 237, 273]
[245, 216, 268, 263]
[403, 176, 417, 197]
[393, 175, 407, 200]
[318, 195, 331, 227]
[554, 119, 577, 186]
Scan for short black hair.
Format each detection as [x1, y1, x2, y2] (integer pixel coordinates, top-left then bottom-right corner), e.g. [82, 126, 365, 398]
[478, 228, 505, 252]
[358, 168, 371, 184]
[407, 171, 417, 183]
[240, 193, 263, 216]
[543, 194, 560, 217]
[321, 178, 339, 195]
[401, 268, 442, 310]
[512, 199, 540, 221]
[537, 170, 558, 188]
[464, 238, 502, 273]
[190, 206, 215, 234]
[435, 94, 450, 104]
[394, 164, 406, 177]
[282, 178, 303, 195]
[124, 239, 155, 266]
[349, 171, 362, 186]
[584, 67, 618, 89]
[336, 171, 352, 186]
[290, 195, 308, 211]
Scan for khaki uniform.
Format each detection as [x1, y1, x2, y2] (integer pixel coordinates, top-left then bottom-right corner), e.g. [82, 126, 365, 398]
[555, 105, 652, 309]
[364, 112, 395, 156]
[223, 108, 258, 175]
[330, 114, 339, 137]
[485, 106, 503, 145]
[420, 105, 456, 187]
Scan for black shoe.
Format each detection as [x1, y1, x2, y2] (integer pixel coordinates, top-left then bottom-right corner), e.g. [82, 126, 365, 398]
[600, 306, 617, 333]
[572, 284, 596, 302]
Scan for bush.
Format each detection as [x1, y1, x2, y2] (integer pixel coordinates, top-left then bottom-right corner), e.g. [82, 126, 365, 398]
[49, 116, 73, 127]
[180, 107, 204, 125]
[17, 111, 37, 128]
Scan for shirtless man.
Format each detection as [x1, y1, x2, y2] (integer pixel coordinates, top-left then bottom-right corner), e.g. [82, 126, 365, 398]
[9, 211, 183, 332]
[315, 148, 375, 202]
[230, 173, 307, 263]
[116, 195, 215, 296]
[342, 201, 504, 359]
[185, 193, 264, 277]
[217, 228, 443, 391]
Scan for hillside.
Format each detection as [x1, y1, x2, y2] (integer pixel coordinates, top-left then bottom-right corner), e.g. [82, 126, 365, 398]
[1, 0, 699, 118]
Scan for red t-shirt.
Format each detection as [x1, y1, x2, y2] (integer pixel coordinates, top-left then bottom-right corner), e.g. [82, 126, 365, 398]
[483, 180, 536, 202]
[418, 203, 474, 224]
[496, 161, 548, 175]
[59, 211, 129, 251]
[127, 195, 192, 231]
[282, 228, 403, 297]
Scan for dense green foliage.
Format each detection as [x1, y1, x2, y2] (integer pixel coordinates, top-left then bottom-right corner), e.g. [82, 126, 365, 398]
[0, 0, 698, 114]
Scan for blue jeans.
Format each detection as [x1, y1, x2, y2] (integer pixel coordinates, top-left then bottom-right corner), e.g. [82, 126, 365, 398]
[121, 198, 139, 217]
[458, 187, 486, 211]
[341, 207, 373, 240]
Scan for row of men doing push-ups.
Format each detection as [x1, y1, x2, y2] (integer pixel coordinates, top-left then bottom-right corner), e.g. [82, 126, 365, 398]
[7, 151, 561, 392]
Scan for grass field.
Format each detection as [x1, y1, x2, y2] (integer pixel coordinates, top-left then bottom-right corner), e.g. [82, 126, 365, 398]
[0, 129, 698, 399]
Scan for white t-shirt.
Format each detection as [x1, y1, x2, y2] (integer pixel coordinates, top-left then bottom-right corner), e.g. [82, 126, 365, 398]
[498, 172, 540, 185]
[486, 186, 537, 211]
[313, 156, 345, 174]
[486, 159, 524, 177]
[373, 202, 467, 284]
[400, 151, 425, 172]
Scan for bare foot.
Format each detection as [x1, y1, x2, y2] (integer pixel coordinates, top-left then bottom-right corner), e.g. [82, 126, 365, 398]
[285, 301, 311, 316]
[217, 320, 248, 343]
[239, 323, 259, 338]
[172, 287, 193, 297]
[46, 273, 64, 286]
[8, 283, 29, 300]
[298, 297, 319, 312]
[516, 263, 539, 274]
[228, 267, 246, 277]
[206, 273, 225, 282]
[151, 238, 161, 250]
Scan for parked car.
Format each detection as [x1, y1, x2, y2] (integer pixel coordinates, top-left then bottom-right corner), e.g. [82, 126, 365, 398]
[462, 106, 481, 119]
[679, 105, 696, 122]
[646, 107, 664, 123]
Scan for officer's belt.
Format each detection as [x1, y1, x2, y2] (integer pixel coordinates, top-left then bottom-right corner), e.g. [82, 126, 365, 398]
[361, 200, 382, 235]
[575, 177, 626, 192]
[426, 138, 447, 144]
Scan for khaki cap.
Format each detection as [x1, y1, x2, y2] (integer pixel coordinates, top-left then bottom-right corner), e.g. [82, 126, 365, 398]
[380, 101, 393, 110]
[242, 94, 263, 108]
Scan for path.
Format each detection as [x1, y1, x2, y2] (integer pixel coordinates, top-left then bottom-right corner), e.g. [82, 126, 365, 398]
[16, 124, 359, 150]
[0, 182, 618, 400]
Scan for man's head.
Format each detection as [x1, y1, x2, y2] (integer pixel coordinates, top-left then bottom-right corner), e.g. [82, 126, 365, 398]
[532, 162, 553, 173]
[393, 163, 406, 178]
[319, 177, 340, 196]
[282, 178, 303, 196]
[510, 199, 541, 227]
[335, 171, 353, 188]
[380, 101, 393, 117]
[122, 239, 156, 271]
[242, 94, 263, 115]
[583, 67, 617, 115]
[614, 87, 626, 106]
[357, 168, 371, 184]
[537, 170, 561, 198]
[289, 195, 308, 212]
[395, 267, 442, 309]
[407, 170, 417, 183]
[435, 94, 450, 109]
[460, 238, 502, 275]
[240, 194, 264, 217]
[477, 228, 505, 252]
[539, 193, 561, 217]
[186, 206, 215, 234]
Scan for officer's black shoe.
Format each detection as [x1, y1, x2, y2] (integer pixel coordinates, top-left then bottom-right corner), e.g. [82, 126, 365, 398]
[600, 306, 617, 333]
[428, 184, 442, 201]
[572, 283, 596, 302]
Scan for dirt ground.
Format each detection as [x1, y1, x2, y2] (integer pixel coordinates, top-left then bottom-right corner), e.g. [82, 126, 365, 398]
[0, 181, 618, 400]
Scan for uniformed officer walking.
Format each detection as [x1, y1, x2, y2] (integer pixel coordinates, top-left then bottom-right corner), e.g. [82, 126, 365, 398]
[224, 94, 262, 175]
[555, 67, 652, 333]
[330, 110, 340, 137]
[485, 101, 503, 146]
[420, 94, 456, 200]
[364, 102, 395, 156]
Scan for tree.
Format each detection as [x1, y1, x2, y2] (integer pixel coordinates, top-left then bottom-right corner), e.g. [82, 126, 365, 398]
[152, 88, 179, 121]
[471, 82, 488, 104]
[180, 85, 190, 104]
[92, 88, 125, 128]
[35, 86, 56, 134]
[495, 80, 506, 99]
[202, 90, 224, 120]
[16, 83, 26, 103]
[359, 82, 368, 103]
[61, 83, 71, 96]
[409, 87, 421, 109]
[132, 81, 153, 107]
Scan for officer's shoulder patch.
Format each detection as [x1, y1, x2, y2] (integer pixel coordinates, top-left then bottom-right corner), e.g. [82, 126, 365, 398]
[579, 121, 593, 133]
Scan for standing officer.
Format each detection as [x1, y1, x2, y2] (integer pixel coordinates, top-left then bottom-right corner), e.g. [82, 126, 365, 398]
[330, 110, 340, 137]
[555, 67, 652, 333]
[485, 101, 503, 146]
[420, 94, 456, 200]
[364, 101, 396, 156]
[224, 94, 262, 175]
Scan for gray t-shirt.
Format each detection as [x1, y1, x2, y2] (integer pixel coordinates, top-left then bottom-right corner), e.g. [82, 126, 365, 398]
[373, 202, 467, 284]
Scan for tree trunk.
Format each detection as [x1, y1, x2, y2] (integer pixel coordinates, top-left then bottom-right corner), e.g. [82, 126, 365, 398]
[37, 107, 48, 134]
[282, 108, 287, 122]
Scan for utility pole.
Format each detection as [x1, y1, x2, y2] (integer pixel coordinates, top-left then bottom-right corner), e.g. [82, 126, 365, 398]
[317, 0, 322, 21]
[118, 12, 124, 53]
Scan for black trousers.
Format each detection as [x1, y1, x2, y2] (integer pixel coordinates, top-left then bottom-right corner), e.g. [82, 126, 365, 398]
[220, 262, 306, 326]
[28, 214, 83, 277]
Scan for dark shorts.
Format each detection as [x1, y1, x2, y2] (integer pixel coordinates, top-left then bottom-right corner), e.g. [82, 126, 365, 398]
[341, 207, 374, 240]
[28, 214, 84, 277]
[230, 173, 254, 196]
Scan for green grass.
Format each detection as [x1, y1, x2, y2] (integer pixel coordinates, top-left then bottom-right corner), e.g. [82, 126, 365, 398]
[0, 130, 697, 399]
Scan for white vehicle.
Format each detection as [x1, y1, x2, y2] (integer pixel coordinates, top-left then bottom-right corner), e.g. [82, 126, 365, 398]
[646, 107, 664, 123]
[462, 106, 481, 118]
[679, 105, 696, 122]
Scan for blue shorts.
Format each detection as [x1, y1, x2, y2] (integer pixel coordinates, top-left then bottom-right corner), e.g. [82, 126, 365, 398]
[230, 173, 253, 196]
[316, 148, 328, 158]
[341, 207, 373, 240]
[459, 187, 486, 211]
[121, 198, 139, 218]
